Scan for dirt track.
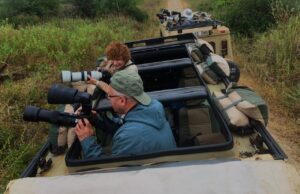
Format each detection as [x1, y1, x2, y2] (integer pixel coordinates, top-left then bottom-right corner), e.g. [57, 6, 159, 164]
[167, 0, 189, 12]
[167, 0, 183, 11]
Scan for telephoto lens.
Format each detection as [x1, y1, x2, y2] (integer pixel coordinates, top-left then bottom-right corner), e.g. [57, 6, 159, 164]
[61, 71, 102, 83]
[23, 106, 78, 127]
[47, 84, 91, 105]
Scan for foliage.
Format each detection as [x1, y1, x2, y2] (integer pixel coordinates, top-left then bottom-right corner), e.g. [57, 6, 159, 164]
[0, 17, 137, 192]
[1, 0, 59, 24]
[235, 15, 300, 115]
[191, 0, 299, 37]
[222, 0, 275, 36]
[0, 0, 162, 190]
[72, 0, 148, 22]
[271, 0, 300, 23]
[0, 18, 136, 72]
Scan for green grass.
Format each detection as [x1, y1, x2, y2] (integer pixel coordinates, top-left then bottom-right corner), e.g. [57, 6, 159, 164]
[234, 15, 300, 116]
[0, 16, 138, 192]
[0, 0, 163, 191]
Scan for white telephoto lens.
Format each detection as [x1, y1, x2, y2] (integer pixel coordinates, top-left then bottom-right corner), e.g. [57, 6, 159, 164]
[61, 71, 71, 82]
[71, 72, 84, 82]
[90, 71, 102, 80]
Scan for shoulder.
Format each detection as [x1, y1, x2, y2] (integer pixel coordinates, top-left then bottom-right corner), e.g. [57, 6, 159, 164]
[149, 99, 164, 110]
[124, 61, 138, 73]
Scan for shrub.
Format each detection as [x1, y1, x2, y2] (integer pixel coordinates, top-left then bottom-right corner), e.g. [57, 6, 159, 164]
[0, 0, 59, 26]
[220, 0, 276, 37]
[0, 17, 138, 192]
[195, 0, 299, 37]
[235, 15, 300, 115]
[3, 0, 59, 18]
[72, 0, 148, 22]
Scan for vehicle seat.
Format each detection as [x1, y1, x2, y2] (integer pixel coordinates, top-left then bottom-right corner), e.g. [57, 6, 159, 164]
[178, 101, 226, 147]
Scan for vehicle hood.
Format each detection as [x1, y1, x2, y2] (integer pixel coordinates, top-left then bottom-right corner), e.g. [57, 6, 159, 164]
[5, 160, 300, 194]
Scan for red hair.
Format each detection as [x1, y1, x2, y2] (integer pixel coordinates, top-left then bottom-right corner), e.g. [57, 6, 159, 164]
[105, 41, 131, 63]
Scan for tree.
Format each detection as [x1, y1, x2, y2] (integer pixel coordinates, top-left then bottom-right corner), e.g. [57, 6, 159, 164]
[3, 0, 59, 18]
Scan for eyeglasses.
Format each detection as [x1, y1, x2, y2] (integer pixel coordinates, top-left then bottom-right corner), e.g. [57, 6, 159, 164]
[106, 94, 123, 99]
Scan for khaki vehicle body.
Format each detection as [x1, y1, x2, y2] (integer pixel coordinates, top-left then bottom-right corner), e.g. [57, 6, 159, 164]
[5, 34, 300, 194]
[158, 9, 233, 60]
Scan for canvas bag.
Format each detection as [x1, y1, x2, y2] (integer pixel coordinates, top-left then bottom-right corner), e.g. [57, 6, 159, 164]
[196, 53, 231, 84]
[213, 85, 268, 133]
[213, 91, 250, 131]
[226, 86, 268, 126]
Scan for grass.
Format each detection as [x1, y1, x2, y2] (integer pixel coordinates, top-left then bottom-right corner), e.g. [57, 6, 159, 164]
[233, 15, 300, 117]
[0, 16, 138, 192]
[135, 0, 165, 39]
[233, 14, 300, 169]
[0, 0, 164, 190]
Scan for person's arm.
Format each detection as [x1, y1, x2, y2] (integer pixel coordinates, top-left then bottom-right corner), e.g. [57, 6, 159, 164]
[75, 118, 103, 158]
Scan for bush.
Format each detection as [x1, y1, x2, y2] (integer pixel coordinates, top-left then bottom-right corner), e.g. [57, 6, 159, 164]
[3, 0, 59, 18]
[271, 0, 300, 23]
[72, 0, 148, 22]
[219, 0, 276, 37]
[235, 15, 300, 115]
[8, 14, 41, 27]
[196, 0, 299, 37]
[0, 0, 59, 26]
[0, 17, 138, 192]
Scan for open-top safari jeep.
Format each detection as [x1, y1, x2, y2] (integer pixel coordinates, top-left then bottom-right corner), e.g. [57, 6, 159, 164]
[5, 33, 300, 194]
[157, 8, 233, 60]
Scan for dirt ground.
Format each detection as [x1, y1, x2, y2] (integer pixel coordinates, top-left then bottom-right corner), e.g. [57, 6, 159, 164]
[239, 73, 300, 173]
[166, 0, 300, 173]
[167, 0, 189, 11]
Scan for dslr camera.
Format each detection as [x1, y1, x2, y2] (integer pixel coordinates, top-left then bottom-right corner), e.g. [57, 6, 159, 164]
[23, 84, 98, 127]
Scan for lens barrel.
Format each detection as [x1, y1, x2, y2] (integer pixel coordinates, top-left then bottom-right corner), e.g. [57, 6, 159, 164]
[23, 106, 78, 127]
[61, 71, 102, 83]
[47, 84, 91, 105]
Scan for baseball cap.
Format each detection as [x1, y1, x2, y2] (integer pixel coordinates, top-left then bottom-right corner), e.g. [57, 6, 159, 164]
[98, 70, 151, 105]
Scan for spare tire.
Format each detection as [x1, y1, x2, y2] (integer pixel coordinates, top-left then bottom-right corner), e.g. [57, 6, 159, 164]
[226, 60, 240, 83]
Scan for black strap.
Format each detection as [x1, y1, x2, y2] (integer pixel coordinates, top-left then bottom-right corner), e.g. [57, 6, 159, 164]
[107, 62, 134, 71]
[119, 63, 134, 70]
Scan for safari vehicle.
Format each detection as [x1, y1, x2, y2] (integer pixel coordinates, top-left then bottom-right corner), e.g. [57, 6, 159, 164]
[5, 34, 300, 194]
[157, 8, 233, 60]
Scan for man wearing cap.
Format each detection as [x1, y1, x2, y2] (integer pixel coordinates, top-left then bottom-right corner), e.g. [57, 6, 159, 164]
[75, 70, 177, 159]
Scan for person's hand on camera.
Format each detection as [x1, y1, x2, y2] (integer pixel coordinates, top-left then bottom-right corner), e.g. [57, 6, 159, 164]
[75, 118, 95, 142]
[74, 106, 82, 115]
[87, 75, 97, 85]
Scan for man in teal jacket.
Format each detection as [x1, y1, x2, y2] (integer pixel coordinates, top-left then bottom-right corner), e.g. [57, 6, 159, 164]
[75, 70, 177, 158]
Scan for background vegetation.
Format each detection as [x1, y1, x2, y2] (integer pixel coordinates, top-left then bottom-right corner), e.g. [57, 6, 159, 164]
[1, 0, 299, 192]
[189, 0, 299, 36]
[0, 18, 137, 192]
[188, 0, 300, 164]
[0, 0, 148, 26]
[188, 0, 300, 116]
[0, 0, 162, 192]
